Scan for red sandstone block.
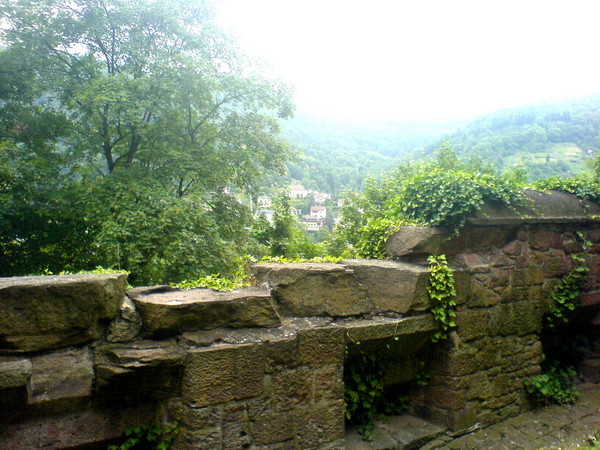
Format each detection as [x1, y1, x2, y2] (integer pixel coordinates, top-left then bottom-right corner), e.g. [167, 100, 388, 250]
[529, 229, 553, 251]
[502, 240, 524, 256]
[550, 234, 564, 250]
[580, 292, 600, 307]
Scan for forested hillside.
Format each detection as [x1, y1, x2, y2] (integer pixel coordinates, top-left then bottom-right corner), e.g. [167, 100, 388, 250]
[281, 111, 460, 157]
[270, 96, 600, 194]
[263, 111, 460, 195]
[428, 96, 600, 180]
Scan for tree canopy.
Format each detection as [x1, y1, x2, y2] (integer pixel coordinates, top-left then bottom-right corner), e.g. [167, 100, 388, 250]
[0, 0, 295, 283]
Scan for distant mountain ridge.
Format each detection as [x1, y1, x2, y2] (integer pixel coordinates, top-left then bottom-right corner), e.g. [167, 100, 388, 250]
[276, 95, 600, 192]
[427, 95, 600, 180]
[281, 110, 461, 157]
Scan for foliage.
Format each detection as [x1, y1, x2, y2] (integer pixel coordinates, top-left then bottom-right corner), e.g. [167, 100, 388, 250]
[266, 194, 327, 260]
[0, 140, 94, 276]
[414, 360, 432, 386]
[108, 420, 180, 450]
[427, 255, 457, 342]
[172, 255, 255, 291]
[387, 166, 522, 232]
[523, 363, 579, 406]
[525, 232, 591, 406]
[0, 0, 293, 283]
[173, 274, 243, 291]
[331, 143, 523, 257]
[259, 255, 342, 263]
[344, 338, 406, 439]
[429, 95, 600, 181]
[60, 266, 129, 276]
[532, 176, 600, 203]
[355, 217, 403, 259]
[545, 232, 591, 328]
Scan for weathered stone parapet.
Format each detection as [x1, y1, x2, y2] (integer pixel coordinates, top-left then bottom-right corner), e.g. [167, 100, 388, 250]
[0, 406, 154, 450]
[128, 285, 281, 338]
[1, 191, 600, 446]
[343, 259, 430, 314]
[95, 339, 187, 403]
[470, 189, 600, 226]
[170, 320, 347, 449]
[0, 273, 127, 353]
[386, 190, 600, 260]
[250, 259, 467, 317]
[250, 262, 373, 317]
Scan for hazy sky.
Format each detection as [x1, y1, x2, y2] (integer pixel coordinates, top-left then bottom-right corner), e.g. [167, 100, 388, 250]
[215, 0, 600, 121]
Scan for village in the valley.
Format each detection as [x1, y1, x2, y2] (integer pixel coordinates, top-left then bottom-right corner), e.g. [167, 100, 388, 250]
[254, 182, 345, 233]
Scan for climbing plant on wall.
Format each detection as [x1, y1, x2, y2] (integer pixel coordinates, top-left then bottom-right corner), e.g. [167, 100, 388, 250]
[343, 337, 407, 439]
[330, 144, 524, 259]
[524, 232, 592, 405]
[427, 255, 457, 342]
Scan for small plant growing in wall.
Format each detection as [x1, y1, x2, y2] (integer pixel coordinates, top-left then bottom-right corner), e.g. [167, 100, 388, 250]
[523, 362, 579, 406]
[427, 255, 457, 342]
[343, 338, 407, 439]
[108, 420, 180, 450]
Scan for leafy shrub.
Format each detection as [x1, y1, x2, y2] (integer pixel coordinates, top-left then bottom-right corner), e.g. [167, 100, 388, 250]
[546, 232, 591, 329]
[355, 217, 404, 259]
[523, 363, 578, 406]
[387, 166, 522, 232]
[332, 144, 524, 258]
[108, 420, 179, 450]
[259, 255, 342, 263]
[532, 175, 600, 202]
[173, 274, 243, 291]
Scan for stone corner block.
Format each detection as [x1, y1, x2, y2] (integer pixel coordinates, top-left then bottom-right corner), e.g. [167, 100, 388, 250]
[250, 263, 371, 317]
[28, 347, 94, 408]
[0, 274, 127, 353]
[130, 286, 281, 338]
[385, 226, 459, 258]
[95, 340, 186, 402]
[0, 357, 32, 389]
[343, 259, 431, 314]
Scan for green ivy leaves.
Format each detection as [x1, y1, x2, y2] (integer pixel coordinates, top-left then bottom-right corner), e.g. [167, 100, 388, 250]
[427, 255, 457, 343]
[525, 232, 591, 406]
[546, 233, 591, 329]
[343, 339, 407, 439]
[523, 363, 579, 406]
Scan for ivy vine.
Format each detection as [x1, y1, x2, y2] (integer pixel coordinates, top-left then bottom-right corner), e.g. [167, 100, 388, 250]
[427, 254, 457, 343]
[343, 337, 407, 439]
[524, 232, 591, 405]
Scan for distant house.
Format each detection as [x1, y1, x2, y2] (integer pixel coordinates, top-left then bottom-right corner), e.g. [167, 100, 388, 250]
[337, 198, 345, 207]
[310, 206, 326, 219]
[301, 215, 323, 231]
[314, 192, 331, 204]
[288, 182, 309, 199]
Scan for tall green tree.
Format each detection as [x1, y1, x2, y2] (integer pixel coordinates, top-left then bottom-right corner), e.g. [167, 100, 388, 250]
[0, 0, 294, 282]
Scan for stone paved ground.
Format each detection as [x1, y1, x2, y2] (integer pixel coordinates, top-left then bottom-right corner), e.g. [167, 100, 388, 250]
[426, 384, 600, 450]
[347, 384, 600, 449]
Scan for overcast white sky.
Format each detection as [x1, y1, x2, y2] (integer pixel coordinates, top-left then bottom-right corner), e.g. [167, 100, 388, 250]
[214, 0, 600, 121]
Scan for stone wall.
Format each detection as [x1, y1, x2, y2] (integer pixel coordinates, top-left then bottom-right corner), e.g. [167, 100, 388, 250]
[388, 190, 600, 430]
[0, 189, 599, 448]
